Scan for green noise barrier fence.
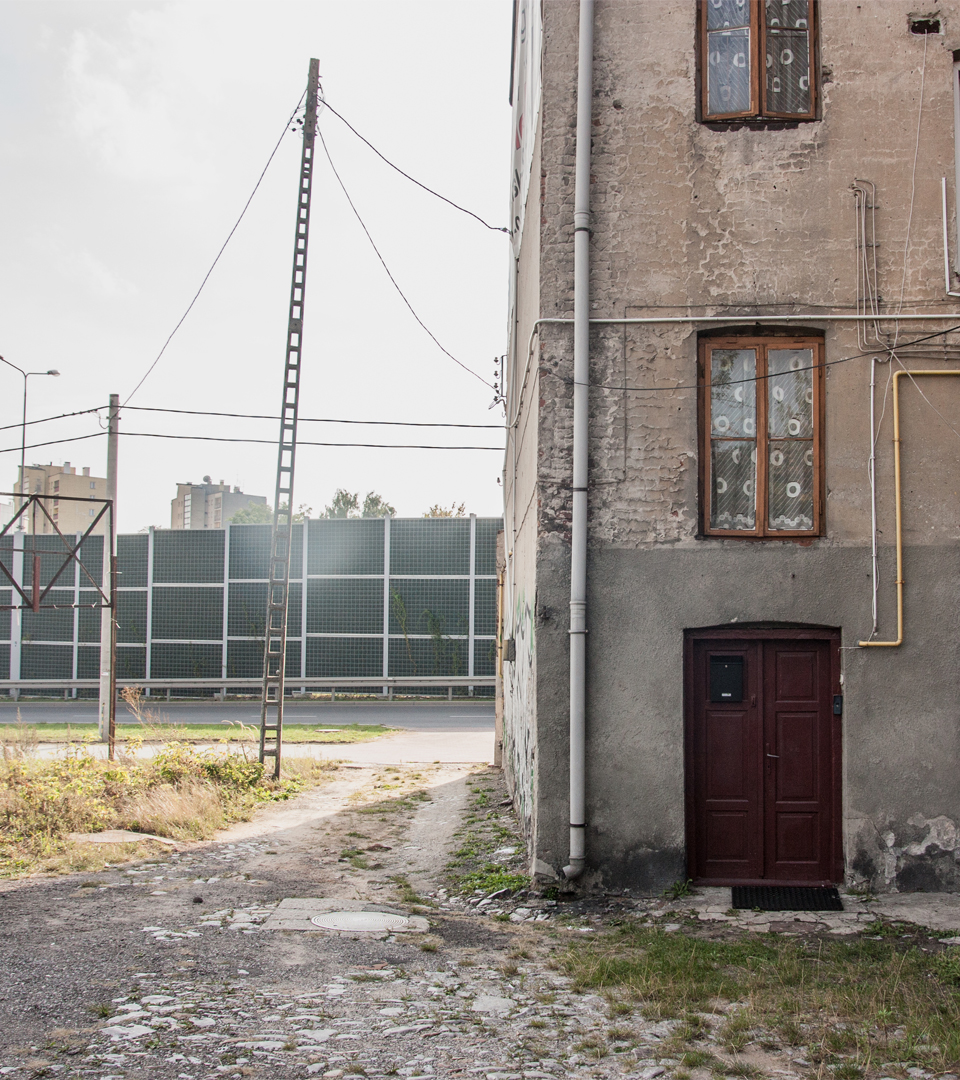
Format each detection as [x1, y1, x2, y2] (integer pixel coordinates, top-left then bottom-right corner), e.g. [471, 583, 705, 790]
[0, 516, 501, 699]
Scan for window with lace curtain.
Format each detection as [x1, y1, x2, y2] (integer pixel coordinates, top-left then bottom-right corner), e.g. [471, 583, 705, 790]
[700, 334, 824, 537]
[700, 0, 817, 121]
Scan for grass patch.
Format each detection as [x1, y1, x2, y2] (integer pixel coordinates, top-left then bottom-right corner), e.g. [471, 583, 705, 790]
[0, 738, 335, 877]
[392, 874, 430, 906]
[453, 864, 528, 895]
[356, 790, 431, 815]
[559, 923, 960, 1071]
[680, 1049, 717, 1067]
[664, 878, 694, 900]
[0, 722, 391, 744]
[573, 1032, 608, 1059]
[720, 1062, 761, 1078]
[445, 769, 528, 896]
[719, 1012, 753, 1051]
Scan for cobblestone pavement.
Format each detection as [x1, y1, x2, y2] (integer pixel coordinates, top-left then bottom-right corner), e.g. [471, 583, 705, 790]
[1, 763, 959, 1080]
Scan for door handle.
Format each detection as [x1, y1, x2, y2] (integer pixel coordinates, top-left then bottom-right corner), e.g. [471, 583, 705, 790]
[766, 753, 779, 759]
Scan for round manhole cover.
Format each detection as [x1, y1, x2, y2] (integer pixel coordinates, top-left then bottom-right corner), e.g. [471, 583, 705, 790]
[310, 910, 411, 932]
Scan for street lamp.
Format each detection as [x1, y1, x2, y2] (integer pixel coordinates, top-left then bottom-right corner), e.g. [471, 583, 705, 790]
[0, 356, 60, 530]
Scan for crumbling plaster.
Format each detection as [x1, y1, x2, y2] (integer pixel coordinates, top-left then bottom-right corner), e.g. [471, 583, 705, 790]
[504, 0, 960, 892]
[535, 1, 960, 546]
[851, 812, 960, 892]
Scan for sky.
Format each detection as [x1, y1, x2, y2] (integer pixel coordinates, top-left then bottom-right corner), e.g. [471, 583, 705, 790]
[0, 0, 512, 532]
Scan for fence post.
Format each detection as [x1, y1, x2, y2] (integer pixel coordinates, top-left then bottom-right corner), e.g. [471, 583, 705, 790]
[97, 394, 118, 746]
[71, 532, 80, 698]
[301, 518, 309, 693]
[145, 526, 155, 696]
[221, 524, 230, 701]
[468, 513, 476, 697]
[382, 515, 391, 696]
[10, 532, 22, 699]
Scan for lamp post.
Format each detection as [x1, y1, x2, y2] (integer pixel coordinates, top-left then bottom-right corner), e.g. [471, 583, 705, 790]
[0, 357, 60, 531]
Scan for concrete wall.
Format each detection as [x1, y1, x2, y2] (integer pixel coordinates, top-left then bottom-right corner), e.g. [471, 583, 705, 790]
[503, 94, 545, 855]
[506, 0, 960, 892]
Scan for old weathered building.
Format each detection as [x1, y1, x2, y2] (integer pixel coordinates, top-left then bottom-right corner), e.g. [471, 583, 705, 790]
[502, 0, 960, 893]
[15, 462, 108, 535]
[170, 477, 267, 530]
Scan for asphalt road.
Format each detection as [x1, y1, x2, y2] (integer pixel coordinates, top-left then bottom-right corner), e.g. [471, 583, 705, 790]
[0, 699, 494, 731]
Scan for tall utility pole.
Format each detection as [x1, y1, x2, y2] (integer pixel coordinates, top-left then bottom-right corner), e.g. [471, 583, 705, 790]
[259, 59, 321, 777]
[98, 393, 119, 755]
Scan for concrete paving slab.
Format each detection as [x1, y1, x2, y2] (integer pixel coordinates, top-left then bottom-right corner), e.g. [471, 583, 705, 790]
[867, 891, 960, 933]
[663, 884, 960, 937]
[262, 897, 428, 934]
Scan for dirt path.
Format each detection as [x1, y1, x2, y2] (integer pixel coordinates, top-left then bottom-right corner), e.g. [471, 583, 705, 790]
[0, 762, 544, 1080]
[2, 764, 958, 1080]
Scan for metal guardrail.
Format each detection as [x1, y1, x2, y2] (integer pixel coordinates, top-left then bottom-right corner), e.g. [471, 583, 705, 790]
[0, 675, 496, 701]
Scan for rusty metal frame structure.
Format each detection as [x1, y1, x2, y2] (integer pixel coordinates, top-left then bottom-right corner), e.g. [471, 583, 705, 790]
[0, 491, 114, 613]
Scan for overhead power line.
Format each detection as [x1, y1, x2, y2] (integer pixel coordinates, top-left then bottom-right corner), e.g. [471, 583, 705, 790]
[121, 404, 503, 429]
[120, 431, 502, 451]
[0, 432, 106, 454]
[8, 325, 960, 454]
[0, 429, 502, 455]
[0, 406, 104, 435]
[321, 98, 509, 234]
[316, 128, 494, 390]
[121, 91, 308, 407]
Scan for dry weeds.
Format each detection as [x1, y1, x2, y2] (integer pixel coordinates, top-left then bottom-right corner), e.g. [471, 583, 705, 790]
[0, 722, 339, 876]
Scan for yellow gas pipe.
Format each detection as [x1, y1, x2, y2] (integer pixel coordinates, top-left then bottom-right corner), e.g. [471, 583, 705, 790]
[860, 369, 960, 647]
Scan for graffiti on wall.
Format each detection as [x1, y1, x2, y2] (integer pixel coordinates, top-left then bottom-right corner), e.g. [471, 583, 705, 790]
[503, 590, 536, 843]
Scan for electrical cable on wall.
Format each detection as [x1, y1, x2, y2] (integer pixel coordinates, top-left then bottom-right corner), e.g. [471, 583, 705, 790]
[582, 322, 960, 394]
[895, 30, 928, 330]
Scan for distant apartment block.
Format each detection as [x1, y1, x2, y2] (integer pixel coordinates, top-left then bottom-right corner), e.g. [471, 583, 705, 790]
[171, 476, 267, 530]
[14, 461, 108, 535]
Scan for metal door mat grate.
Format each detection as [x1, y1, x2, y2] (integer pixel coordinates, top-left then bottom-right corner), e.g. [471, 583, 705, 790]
[731, 886, 844, 911]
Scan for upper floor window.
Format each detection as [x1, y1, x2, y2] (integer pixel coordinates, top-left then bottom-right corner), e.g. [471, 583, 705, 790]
[700, 0, 817, 121]
[700, 334, 823, 537]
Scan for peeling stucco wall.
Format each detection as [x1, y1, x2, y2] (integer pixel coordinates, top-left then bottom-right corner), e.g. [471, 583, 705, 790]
[506, 0, 960, 892]
[851, 813, 960, 892]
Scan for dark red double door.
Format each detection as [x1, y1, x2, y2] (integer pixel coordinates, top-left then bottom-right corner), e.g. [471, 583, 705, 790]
[685, 632, 841, 884]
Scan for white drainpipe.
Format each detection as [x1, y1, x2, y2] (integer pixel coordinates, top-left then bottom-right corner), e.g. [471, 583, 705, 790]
[563, 0, 594, 881]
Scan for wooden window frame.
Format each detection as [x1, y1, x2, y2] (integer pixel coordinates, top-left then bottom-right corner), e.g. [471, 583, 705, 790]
[699, 334, 825, 539]
[698, 0, 818, 122]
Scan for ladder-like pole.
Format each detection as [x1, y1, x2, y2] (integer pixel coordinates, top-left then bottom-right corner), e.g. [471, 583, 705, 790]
[259, 58, 320, 777]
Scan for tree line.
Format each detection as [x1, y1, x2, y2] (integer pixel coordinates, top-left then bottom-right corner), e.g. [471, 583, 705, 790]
[229, 489, 467, 524]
